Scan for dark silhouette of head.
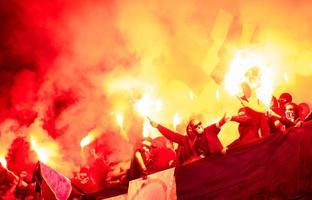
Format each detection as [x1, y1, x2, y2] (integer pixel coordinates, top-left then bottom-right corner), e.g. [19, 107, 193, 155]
[278, 93, 292, 108]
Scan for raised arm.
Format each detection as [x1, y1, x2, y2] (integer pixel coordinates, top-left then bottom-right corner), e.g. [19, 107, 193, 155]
[148, 117, 185, 144]
[231, 115, 253, 123]
[134, 151, 147, 172]
[204, 114, 230, 135]
[204, 123, 221, 135]
[156, 124, 186, 144]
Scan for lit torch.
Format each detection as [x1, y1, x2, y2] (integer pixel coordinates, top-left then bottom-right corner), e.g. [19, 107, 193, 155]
[135, 94, 163, 138]
[135, 94, 163, 116]
[115, 112, 128, 140]
[173, 113, 181, 131]
[142, 118, 151, 138]
[116, 112, 124, 129]
[80, 130, 97, 149]
[224, 50, 274, 109]
[30, 135, 49, 164]
[0, 156, 7, 169]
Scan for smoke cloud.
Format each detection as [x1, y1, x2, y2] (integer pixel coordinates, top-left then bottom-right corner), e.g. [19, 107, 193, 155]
[0, 0, 311, 177]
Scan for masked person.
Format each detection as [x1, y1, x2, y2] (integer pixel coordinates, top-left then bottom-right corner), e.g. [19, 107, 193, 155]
[297, 103, 311, 122]
[71, 166, 96, 194]
[273, 102, 306, 132]
[128, 137, 155, 180]
[228, 107, 270, 149]
[277, 93, 293, 116]
[148, 115, 229, 166]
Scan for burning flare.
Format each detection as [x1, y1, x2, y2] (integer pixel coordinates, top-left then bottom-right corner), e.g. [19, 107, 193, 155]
[116, 112, 124, 128]
[80, 129, 98, 148]
[224, 50, 274, 108]
[0, 156, 7, 168]
[173, 113, 181, 131]
[30, 135, 49, 164]
[134, 94, 163, 117]
[142, 118, 151, 138]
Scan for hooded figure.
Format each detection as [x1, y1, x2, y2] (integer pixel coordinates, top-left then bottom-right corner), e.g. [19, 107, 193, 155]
[149, 115, 228, 166]
[228, 107, 270, 149]
[278, 93, 293, 116]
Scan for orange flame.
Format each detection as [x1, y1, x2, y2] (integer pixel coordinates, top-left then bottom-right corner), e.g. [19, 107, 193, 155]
[116, 112, 124, 128]
[173, 113, 181, 131]
[134, 94, 163, 117]
[80, 129, 97, 148]
[30, 135, 49, 164]
[142, 119, 151, 138]
[0, 156, 7, 169]
[224, 50, 274, 108]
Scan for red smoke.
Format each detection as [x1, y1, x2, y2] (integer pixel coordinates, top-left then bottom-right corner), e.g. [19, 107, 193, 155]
[0, 0, 312, 184]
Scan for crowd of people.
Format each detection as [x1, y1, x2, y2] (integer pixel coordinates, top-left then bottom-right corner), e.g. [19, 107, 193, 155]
[0, 164, 39, 200]
[131, 91, 311, 179]
[0, 88, 310, 199]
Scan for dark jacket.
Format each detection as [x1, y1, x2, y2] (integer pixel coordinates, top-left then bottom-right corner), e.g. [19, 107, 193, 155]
[156, 124, 222, 165]
[229, 107, 269, 148]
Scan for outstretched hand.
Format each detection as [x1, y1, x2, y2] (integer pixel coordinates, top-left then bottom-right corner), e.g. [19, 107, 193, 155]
[217, 113, 231, 128]
[147, 117, 158, 128]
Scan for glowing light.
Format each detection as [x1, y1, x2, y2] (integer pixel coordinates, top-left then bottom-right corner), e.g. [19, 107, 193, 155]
[115, 112, 129, 140]
[189, 91, 195, 101]
[135, 94, 162, 116]
[80, 130, 97, 148]
[142, 119, 151, 138]
[173, 113, 181, 130]
[0, 156, 7, 169]
[30, 135, 49, 164]
[155, 100, 163, 112]
[116, 112, 124, 128]
[284, 73, 289, 82]
[215, 89, 220, 100]
[224, 50, 274, 108]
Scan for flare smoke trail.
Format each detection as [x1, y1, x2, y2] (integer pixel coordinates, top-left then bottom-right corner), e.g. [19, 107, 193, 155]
[0, 0, 312, 176]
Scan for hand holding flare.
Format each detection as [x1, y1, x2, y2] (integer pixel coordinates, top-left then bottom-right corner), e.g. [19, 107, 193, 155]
[147, 117, 158, 128]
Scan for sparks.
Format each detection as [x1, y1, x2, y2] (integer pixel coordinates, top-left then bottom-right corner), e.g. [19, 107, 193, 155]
[224, 50, 274, 108]
[134, 94, 163, 116]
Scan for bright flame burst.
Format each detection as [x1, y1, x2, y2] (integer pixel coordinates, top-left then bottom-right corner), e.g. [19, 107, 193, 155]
[80, 129, 98, 148]
[30, 135, 49, 164]
[215, 89, 220, 100]
[134, 94, 163, 117]
[224, 50, 274, 108]
[173, 113, 181, 130]
[116, 112, 124, 128]
[142, 118, 151, 138]
[0, 156, 7, 168]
